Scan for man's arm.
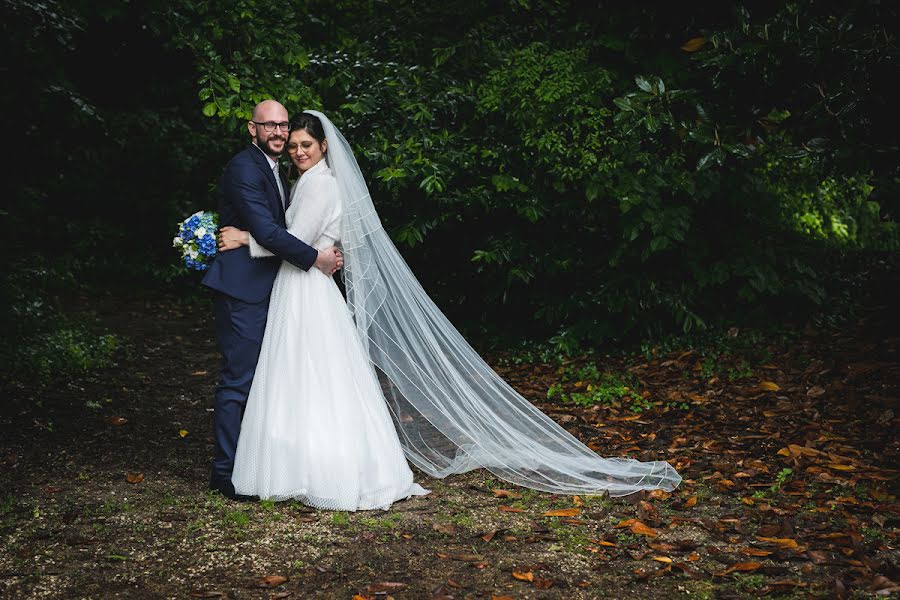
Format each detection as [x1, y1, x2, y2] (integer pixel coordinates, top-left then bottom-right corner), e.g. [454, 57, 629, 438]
[226, 160, 318, 271]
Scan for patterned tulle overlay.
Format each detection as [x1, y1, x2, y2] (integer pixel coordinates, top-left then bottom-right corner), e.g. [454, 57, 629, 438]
[232, 160, 429, 510]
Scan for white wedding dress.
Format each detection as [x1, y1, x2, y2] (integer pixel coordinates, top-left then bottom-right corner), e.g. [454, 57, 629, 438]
[231, 159, 430, 510]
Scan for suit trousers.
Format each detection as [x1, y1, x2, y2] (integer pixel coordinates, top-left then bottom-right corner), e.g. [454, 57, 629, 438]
[211, 292, 270, 481]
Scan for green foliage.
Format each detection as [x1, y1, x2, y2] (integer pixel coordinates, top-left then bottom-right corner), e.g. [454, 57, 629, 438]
[752, 467, 794, 499]
[765, 160, 898, 250]
[11, 329, 120, 382]
[1, 257, 121, 383]
[548, 364, 646, 411]
[3, 0, 897, 349]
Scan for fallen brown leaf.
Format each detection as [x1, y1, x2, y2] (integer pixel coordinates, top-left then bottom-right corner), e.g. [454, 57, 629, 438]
[542, 507, 580, 517]
[432, 523, 457, 535]
[826, 463, 856, 471]
[714, 562, 762, 576]
[635, 565, 672, 580]
[756, 536, 799, 549]
[647, 489, 672, 501]
[631, 522, 659, 537]
[533, 577, 554, 589]
[492, 488, 522, 499]
[437, 552, 482, 562]
[257, 575, 287, 587]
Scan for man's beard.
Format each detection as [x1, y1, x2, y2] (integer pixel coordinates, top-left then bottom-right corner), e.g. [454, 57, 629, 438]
[255, 132, 285, 157]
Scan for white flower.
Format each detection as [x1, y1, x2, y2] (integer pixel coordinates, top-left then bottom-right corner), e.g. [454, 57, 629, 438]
[173, 236, 183, 247]
[195, 227, 207, 238]
[189, 248, 199, 259]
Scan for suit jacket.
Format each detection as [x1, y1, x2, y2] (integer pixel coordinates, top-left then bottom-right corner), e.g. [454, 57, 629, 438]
[201, 145, 318, 303]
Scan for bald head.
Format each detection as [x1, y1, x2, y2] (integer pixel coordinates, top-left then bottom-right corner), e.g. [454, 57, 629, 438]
[252, 99, 288, 123]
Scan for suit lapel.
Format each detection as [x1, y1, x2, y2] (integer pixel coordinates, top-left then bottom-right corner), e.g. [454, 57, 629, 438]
[247, 145, 283, 212]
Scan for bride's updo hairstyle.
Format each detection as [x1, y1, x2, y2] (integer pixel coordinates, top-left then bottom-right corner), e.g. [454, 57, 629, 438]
[291, 112, 327, 148]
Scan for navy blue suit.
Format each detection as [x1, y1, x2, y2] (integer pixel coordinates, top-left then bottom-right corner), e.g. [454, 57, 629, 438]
[201, 144, 318, 492]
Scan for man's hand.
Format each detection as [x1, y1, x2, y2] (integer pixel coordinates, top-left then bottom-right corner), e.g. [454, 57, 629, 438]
[314, 246, 344, 276]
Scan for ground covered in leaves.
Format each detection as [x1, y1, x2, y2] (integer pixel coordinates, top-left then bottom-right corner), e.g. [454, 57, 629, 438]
[1, 269, 898, 599]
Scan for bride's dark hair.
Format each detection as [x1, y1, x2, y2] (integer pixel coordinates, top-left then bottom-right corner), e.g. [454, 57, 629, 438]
[291, 112, 326, 144]
[288, 112, 327, 179]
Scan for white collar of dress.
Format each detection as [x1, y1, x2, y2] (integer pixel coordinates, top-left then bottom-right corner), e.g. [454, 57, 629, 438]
[300, 158, 329, 178]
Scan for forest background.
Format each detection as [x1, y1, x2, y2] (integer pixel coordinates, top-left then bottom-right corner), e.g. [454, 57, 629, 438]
[2, 0, 898, 379]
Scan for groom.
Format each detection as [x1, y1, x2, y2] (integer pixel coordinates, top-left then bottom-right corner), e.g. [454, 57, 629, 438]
[201, 99, 342, 499]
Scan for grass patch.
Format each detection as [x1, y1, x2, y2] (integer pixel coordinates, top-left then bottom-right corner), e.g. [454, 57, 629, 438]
[732, 573, 766, 592]
[358, 514, 402, 531]
[331, 512, 350, 527]
[446, 513, 475, 528]
[100, 498, 132, 515]
[224, 509, 250, 529]
[545, 519, 591, 551]
[0, 495, 15, 516]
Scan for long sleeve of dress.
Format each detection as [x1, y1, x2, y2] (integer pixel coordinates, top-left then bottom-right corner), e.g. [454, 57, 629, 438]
[249, 173, 340, 258]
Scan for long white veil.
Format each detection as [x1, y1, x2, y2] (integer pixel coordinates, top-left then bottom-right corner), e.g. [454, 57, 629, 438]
[306, 110, 682, 496]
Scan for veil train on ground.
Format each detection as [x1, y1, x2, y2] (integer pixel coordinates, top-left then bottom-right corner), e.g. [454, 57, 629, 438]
[307, 110, 682, 496]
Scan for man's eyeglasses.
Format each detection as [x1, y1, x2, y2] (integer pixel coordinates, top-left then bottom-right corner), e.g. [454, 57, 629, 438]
[252, 121, 291, 133]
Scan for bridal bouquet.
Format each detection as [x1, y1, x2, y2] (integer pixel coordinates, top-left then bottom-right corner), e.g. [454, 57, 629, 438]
[173, 210, 218, 271]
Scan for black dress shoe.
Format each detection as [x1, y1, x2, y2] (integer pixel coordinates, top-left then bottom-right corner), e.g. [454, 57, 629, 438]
[209, 475, 258, 502]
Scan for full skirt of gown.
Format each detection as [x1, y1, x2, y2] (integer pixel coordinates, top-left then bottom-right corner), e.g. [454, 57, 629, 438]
[231, 262, 431, 510]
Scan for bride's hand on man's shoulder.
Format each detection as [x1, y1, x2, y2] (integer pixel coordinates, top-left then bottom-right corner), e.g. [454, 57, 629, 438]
[217, 226, 249, 252]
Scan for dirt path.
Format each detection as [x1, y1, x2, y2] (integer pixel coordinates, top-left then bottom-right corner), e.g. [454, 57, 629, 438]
[1, 279, 897, 599]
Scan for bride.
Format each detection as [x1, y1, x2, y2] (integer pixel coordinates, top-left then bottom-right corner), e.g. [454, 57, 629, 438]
[217, 110, 681, 510]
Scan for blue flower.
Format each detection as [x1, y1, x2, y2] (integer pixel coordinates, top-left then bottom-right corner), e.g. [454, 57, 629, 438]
[198, 237, 216, 257]
[175, 210, 219, 271]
